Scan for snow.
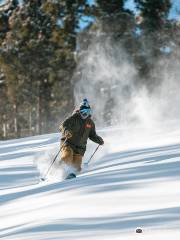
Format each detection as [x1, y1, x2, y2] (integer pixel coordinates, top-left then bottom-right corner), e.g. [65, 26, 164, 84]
[1, 125, 180, 239]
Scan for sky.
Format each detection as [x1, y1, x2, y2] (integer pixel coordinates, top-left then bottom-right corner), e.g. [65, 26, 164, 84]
[169, 0, 180, 19]
[0, 0, 5, 5]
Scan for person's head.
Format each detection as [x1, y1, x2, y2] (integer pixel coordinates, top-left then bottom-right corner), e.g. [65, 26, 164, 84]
[79, 98, 92, 119]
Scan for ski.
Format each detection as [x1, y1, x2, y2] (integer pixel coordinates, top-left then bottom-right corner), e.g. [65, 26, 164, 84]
[39, 173, 76, 183]
[65, 173, 76, 180]
[40, 177, 46, 182]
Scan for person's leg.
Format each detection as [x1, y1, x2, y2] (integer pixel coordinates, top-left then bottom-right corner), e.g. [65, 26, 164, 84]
[61, 145, 74, 165]
[73, 154, 83, 172]
[61, 145, 77, 178]
[61, 145, 82, 174]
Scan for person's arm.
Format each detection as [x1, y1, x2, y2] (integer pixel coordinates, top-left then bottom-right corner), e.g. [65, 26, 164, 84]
[59, 115, 75, 138]
[89, 122, 104, 145]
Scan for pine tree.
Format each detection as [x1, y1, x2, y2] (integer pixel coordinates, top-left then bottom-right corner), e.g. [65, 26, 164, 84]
[96, 0, 124, 16]
[134, 0, 172, 87]
[94, 0, 134, 37]
[0, 0, 90, 138]
[0, 0, 22, 137]
[135, 0, 171, 32]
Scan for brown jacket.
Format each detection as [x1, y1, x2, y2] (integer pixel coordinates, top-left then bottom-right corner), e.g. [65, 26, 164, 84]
[59, 112, 103, 155]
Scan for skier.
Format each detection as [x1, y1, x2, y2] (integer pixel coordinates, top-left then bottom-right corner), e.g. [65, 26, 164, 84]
[59, 99, 104, 179]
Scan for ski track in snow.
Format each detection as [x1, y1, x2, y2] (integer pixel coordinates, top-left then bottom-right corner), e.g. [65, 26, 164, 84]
[1, 126, 180, 239]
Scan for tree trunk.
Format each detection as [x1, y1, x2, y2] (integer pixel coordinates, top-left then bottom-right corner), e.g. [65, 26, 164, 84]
[29, 106, 32, 135]
[36, 95, 40, 134]
[13, 103, 20, 138]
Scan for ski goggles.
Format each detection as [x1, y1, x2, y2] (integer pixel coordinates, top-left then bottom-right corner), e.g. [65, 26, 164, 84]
[80, 108, 92, 119]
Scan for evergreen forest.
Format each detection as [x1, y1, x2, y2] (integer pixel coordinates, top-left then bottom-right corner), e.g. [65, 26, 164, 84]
[0, 0, 179, 139]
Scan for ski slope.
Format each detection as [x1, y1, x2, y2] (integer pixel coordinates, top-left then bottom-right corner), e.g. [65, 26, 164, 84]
[1, 125, 180, 240]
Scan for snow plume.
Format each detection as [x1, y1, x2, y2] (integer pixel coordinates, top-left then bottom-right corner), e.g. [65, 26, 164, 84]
[35, 145, 66, 181]
[153, 51, 180, 122]
[132, 42, 180, 129]
[74, 34, 138, 128]
[74, 28, 180, 131]
[133, 48, 180, 130]
[73, 32, 156, 129]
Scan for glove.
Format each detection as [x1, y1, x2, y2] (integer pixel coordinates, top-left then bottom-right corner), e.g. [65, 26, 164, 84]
[99, 137, 104, 145]
[65, 130, 73, 139]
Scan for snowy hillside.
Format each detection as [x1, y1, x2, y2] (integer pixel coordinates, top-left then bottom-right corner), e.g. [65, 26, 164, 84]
[1, 125, 180, 240]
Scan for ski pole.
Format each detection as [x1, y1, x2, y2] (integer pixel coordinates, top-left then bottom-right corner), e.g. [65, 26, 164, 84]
[86, 145, 100, 165]
[41, 138, 67, 181]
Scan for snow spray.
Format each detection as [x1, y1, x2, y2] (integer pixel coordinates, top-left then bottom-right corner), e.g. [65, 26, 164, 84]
[73, 23, 180, 132]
